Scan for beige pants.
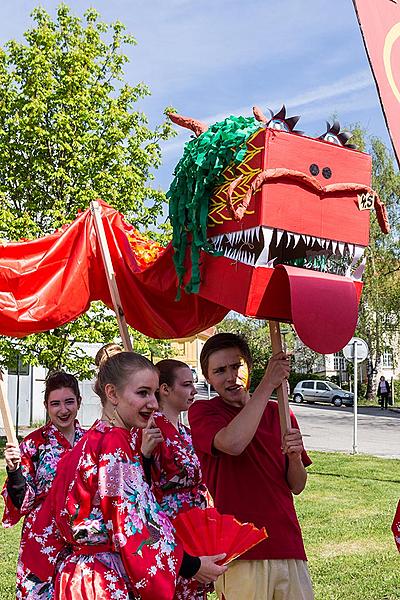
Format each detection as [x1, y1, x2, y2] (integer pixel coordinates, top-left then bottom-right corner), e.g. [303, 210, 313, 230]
[215, 559, 314, 600]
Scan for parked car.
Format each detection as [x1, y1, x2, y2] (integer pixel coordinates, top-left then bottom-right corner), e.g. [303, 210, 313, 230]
[292, 380, 354, 407]
[190, 367, 198, 383]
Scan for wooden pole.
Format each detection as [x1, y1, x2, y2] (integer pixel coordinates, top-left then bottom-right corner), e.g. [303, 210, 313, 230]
[269, 321, 291, 437]
[90, 201, 133, 352]
[0, 371, 18, 445]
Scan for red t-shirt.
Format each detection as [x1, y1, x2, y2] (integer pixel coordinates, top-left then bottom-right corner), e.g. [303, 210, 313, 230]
[188, 397, 311, 560]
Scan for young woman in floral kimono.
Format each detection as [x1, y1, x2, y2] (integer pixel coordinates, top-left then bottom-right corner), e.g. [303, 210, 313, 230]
[23, 351, 226, 600]
[140, 359, 214, 600]
[2, 371, 86, 599]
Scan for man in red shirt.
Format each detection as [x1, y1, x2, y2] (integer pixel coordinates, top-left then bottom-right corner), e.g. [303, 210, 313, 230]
[189, 332, 314, 600]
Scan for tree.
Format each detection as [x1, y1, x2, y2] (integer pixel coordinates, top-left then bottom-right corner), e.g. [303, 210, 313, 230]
[217, 315, 272, 364]
[291, 342, 324, 375]
[0, 5, 176, 377]
[350, 127, 400, 398]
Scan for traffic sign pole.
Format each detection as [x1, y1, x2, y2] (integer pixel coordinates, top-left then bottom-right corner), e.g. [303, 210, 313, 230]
[342, 336, 368, 456]
[352, 340, 358, 454]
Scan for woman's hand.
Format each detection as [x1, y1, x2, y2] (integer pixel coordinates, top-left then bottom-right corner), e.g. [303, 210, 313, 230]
[140, 416, 163, 458]
[4, 443, 21, 471]
[194, 553, 227, 583]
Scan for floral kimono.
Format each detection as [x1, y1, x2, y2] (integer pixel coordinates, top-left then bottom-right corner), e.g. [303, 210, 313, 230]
[1, 420, 86, 599]
[393, 500, 400, 552]
[148, 412, 213, 600]
[23, 420, 183, 600]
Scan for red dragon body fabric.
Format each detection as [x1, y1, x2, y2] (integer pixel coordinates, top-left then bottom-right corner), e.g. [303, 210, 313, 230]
[0, 109, 389, 353]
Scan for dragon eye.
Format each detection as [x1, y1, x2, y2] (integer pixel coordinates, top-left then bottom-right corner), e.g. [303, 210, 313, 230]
[322, 167, 332, 179]
[269, 119, 290, 132]
[309, 164, 319, 176]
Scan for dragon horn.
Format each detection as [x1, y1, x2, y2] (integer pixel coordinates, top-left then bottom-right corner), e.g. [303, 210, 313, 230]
[253, 106, 268, 123]
[374, 194, 390, 234]
[167, 112, 208, 137]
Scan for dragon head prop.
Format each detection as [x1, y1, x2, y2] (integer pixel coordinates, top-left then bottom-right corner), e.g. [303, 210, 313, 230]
[167, 107, 389, 354]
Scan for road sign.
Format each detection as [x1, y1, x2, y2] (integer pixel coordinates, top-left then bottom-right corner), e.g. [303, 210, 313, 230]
[342, 337, 369, 363]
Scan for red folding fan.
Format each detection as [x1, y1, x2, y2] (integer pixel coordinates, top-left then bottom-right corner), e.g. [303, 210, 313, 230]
[172, 506, 267, 564]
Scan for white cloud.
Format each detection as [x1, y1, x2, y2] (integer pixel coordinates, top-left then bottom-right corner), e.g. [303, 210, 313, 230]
[161, 69, 376, 157]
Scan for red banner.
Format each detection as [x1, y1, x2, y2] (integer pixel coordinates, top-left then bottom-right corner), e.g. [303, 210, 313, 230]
[353, 0, 400, 166]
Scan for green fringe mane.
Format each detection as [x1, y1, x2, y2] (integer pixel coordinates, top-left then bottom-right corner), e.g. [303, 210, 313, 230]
[167, 115, 261, 296]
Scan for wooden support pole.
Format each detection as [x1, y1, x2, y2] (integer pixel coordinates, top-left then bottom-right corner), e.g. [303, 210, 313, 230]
[0, 371, 18, 445]
[269, 321, 291, 437]
[91, 201, 133, 352]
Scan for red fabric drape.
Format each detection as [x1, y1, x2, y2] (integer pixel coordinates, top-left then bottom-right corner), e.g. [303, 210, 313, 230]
[0, 201, 228, 339]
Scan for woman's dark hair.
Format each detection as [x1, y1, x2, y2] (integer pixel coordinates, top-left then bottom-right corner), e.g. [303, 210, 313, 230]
[155, 359, 191, 403]
[94, 351, 158, 405]
[156, 359, 190, 388]
[44, 371, 81, 405]
[200, 333, 253, 378]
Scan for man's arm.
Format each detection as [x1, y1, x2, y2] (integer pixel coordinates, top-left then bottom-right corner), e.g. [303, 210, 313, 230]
[214, 353, 290, 456]
[282, 428, 307, 495]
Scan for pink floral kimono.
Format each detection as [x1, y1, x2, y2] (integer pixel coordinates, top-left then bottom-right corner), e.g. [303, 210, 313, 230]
[1, 420, 86, 599]
[147, 412, 213, 600]
[22, 420, 183, 600]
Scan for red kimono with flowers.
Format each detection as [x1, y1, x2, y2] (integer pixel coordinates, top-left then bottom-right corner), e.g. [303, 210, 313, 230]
[148, 412, 213, 600]
[393, 500, 400, 552]
[1, 421, 86, 599]
[23, 420, 183, 600]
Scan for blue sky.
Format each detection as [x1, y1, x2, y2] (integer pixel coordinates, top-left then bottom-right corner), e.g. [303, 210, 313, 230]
[0, 0, 393, 193]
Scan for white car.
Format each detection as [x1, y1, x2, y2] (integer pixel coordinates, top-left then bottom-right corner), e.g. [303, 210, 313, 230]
[292, 380, 354, 407]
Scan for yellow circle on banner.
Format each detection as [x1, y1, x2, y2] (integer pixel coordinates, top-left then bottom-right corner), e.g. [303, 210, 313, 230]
[383, 22, 400, 103]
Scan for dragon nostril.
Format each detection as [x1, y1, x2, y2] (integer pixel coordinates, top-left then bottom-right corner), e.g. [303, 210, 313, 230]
[309, 164, 319, 176]
[322, 167, 332, 179]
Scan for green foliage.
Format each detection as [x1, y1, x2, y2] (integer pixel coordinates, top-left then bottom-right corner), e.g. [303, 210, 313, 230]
[2, 452, 399, 600]
[349, 126, 400, 398]
[292, 341, 324, 375]
[393, 378, 400, 404]
[168, 116, 261, 294]
[0, 303, 173, 379]
[217, 316, 271, 361]
[0, 5, 176, 376]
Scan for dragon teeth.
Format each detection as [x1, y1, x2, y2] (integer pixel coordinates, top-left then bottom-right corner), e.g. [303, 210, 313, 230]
[209, 227, 367, 277]
[292, 233, 300, 246]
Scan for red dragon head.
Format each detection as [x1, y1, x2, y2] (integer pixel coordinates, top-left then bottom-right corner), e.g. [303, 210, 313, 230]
[168, 108, 389, 354]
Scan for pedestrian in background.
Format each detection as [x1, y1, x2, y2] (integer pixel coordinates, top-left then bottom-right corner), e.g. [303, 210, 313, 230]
[377, 375, 390, 410]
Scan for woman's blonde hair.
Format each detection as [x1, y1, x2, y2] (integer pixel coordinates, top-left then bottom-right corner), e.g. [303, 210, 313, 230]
[94, 343, 123, 367]
[94, 351, 157, 405]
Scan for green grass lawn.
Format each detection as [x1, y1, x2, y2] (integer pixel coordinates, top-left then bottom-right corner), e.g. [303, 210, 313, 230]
[1, 452, 399, 600]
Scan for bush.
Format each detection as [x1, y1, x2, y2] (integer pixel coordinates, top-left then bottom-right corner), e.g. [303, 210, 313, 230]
[393, 378, 400, 405]
[249, 365, 266, 392]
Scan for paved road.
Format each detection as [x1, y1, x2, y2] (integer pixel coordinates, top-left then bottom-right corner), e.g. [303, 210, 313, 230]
[290, 402, 400, 458]
[194, 384, 400, 458]
[3, 383, 398, 459]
